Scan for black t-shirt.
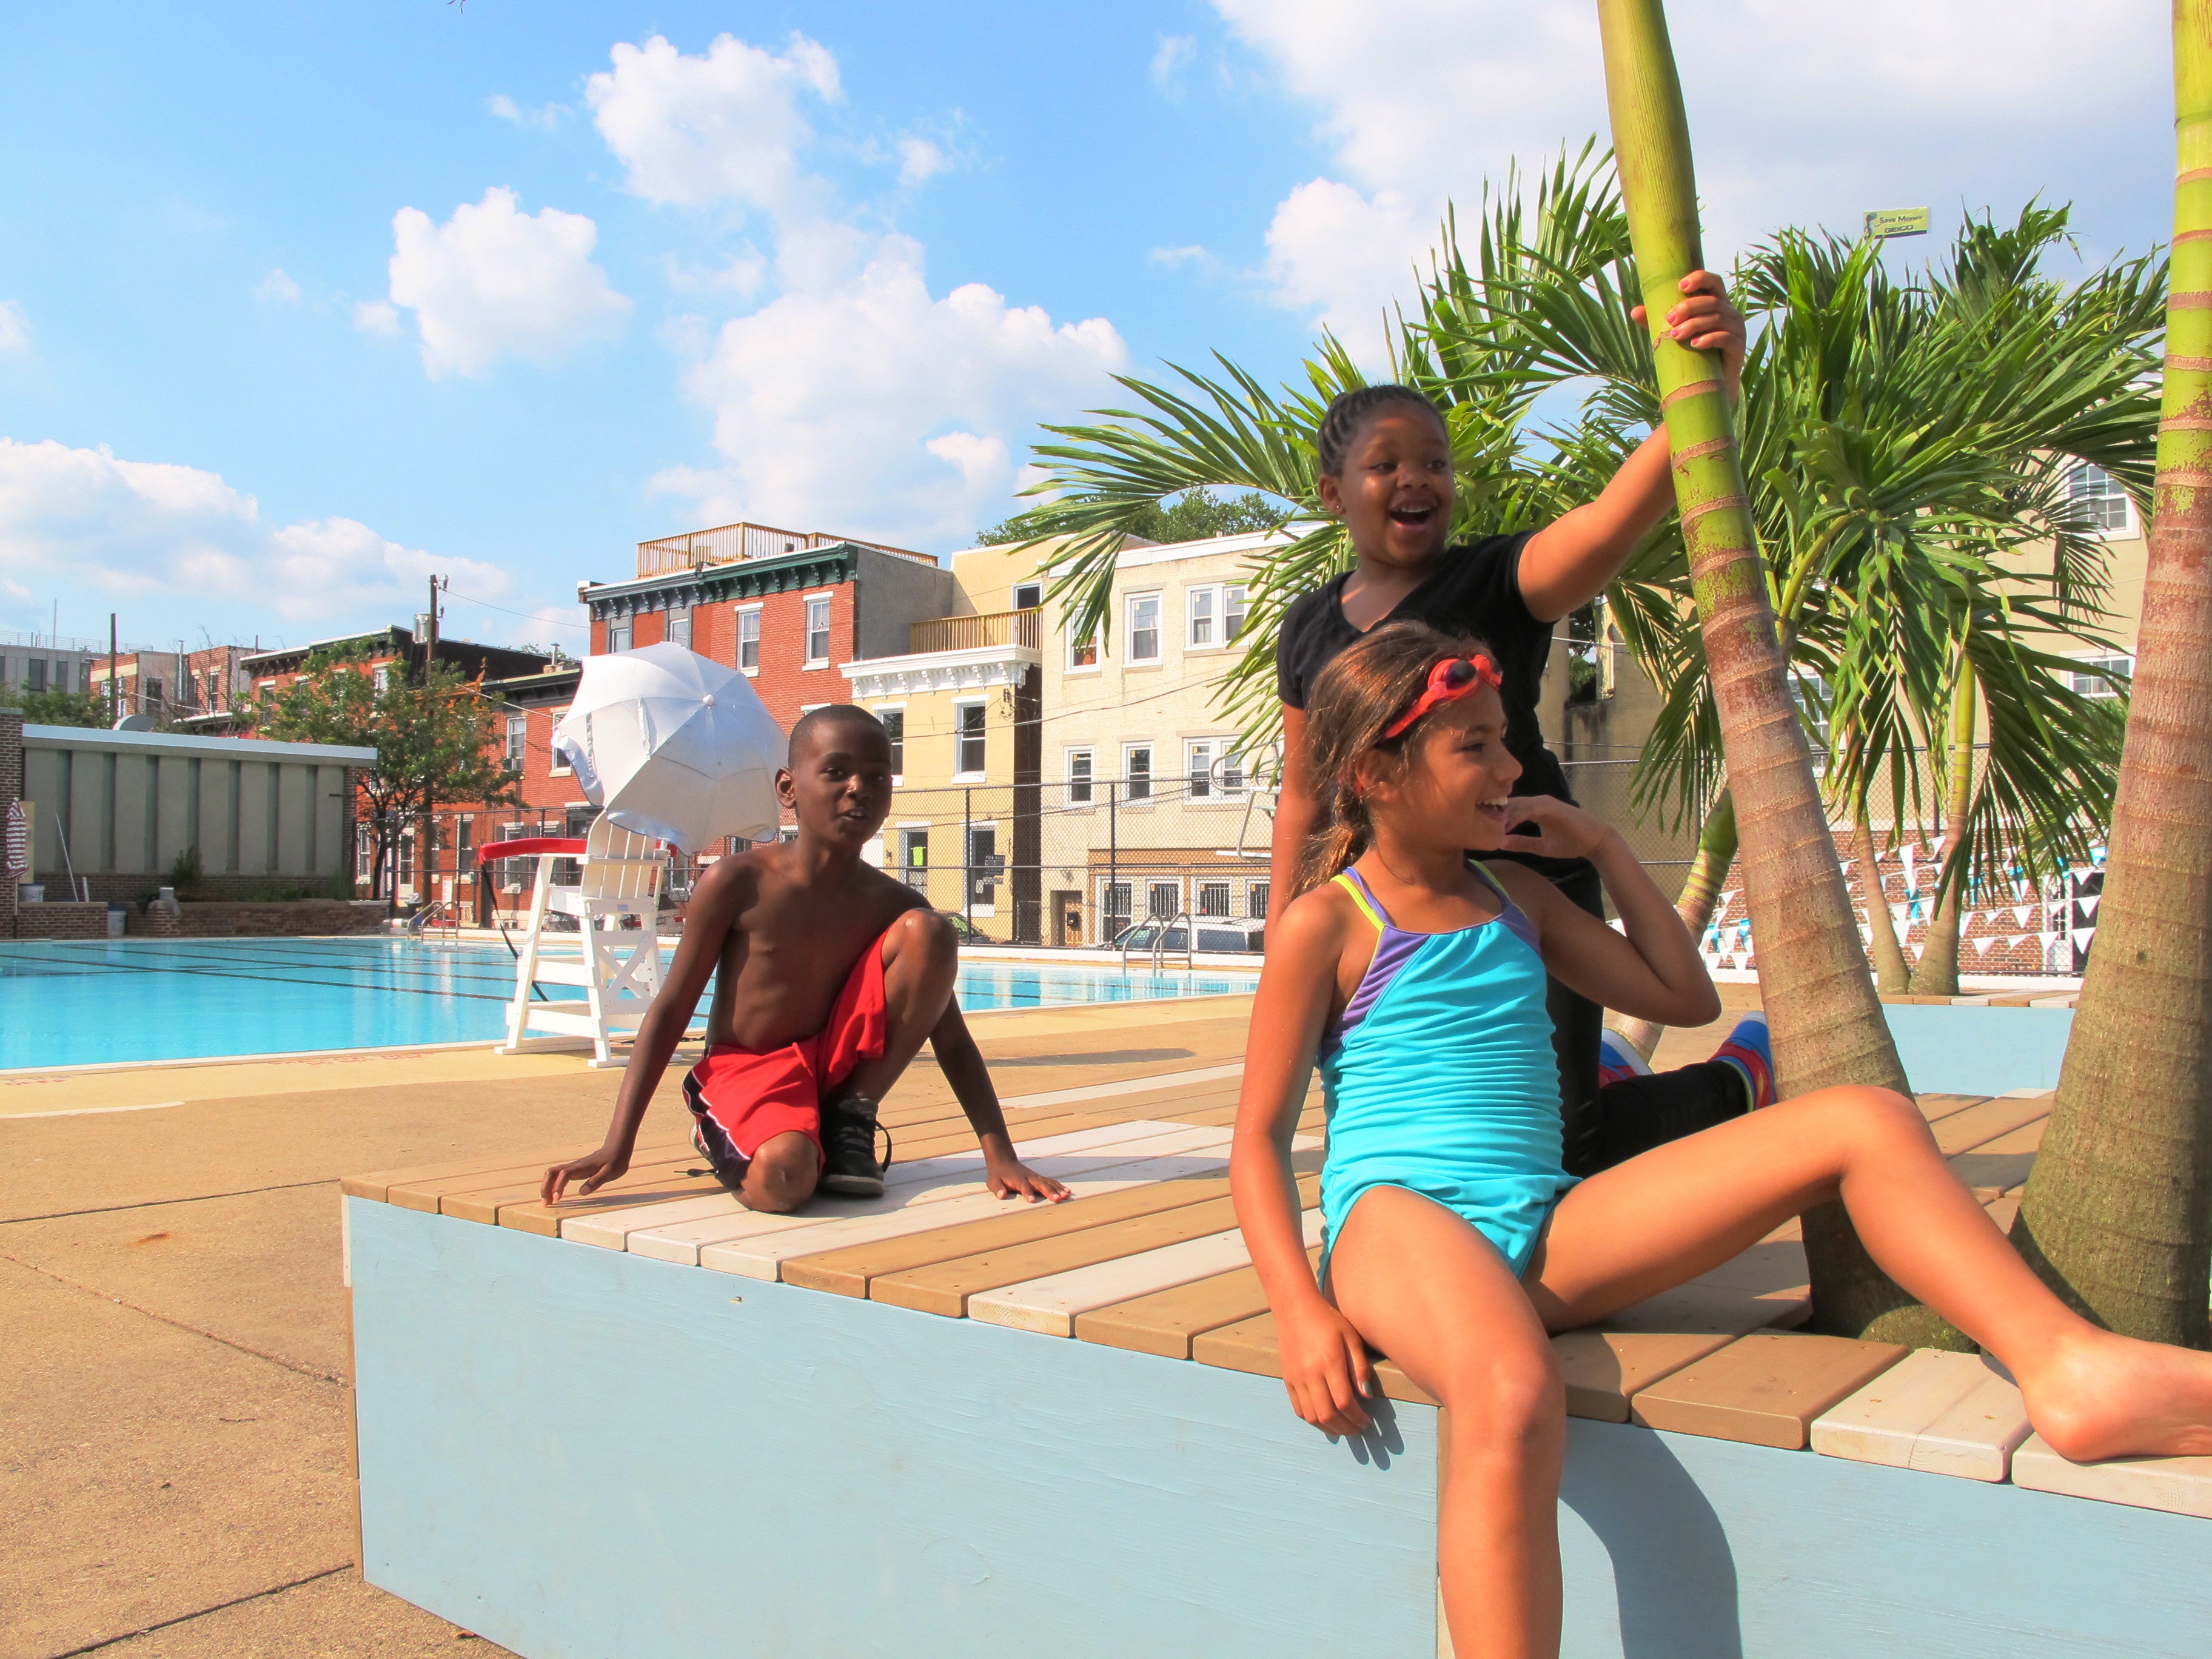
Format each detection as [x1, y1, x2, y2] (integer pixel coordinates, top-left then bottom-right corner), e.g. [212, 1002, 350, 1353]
[1275, 531, 1574, 808]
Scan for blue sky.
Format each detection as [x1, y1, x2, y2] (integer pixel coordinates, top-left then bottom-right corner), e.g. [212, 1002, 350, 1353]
[0, 1, 2172, 655]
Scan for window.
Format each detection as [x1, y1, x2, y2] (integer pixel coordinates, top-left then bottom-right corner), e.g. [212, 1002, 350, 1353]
[505, 714, 526, 768]
[1221, 743, 1245, 796]
[804, 595, 832, 664]
[667, 606, 692, 649]
[968, 825, 999, 907]
[1248, 880, 1270, 920]
[737, 608, 761, 671]
[898, 827, 929, 891]
[1123, 743, 1153, 802]
[142, 677, 162, 710]
[2070, 653, 2133, 699]
[1224, 583, 1248, 642]
[2066, 463, 2131, 535]
[397, 823, 417, 883]
[1187, 586, 1217, 648]
[1101, 880, 1133, 930]
[606, 618, 632, 652]
[1186, 739, 1219, 800]
[1148, 880, 1180, 920]
[1198, 880, 1232, 917]
[549, 708, 572, 775]
[25, 659, 45, 692]
[954, 703, 987, 776]
[1013, 581, 1042, 610]
[1067, 748, 1094, 804]
[457, 814, 476, 874]
[879, 709, 905, 776]
[355, 823, 375, 883]
[372, 665, 389, 694]
[1068, 625, 1099, 670]
[1127, 592, 1162, 663]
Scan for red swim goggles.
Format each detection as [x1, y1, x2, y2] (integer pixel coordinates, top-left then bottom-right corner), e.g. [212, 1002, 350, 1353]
[1379, 653, 1504, 740]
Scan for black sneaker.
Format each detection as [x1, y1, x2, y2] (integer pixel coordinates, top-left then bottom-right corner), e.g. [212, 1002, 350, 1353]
[820, 1091, 891, 1197]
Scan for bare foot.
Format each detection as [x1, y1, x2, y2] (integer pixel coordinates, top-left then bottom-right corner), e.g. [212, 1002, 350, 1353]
[2020, 1329, 2212, 1464]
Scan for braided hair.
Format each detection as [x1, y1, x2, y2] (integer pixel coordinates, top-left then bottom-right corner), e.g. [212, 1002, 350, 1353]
[1292, 620, 1496, 897]
[1314, 384, 1447, 478]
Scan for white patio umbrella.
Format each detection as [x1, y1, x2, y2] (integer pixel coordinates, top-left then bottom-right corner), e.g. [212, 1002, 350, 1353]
[551, 642, 786, 852]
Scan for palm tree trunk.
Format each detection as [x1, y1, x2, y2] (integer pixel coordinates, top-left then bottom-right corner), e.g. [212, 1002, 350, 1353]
[1597, 0, 1962, 1346]
[1852, 808, 1913, 994]
[2010, 1, 2212, 1349]
[1614, 789, 1735, 1060]
[1910, 654, 1979, 996]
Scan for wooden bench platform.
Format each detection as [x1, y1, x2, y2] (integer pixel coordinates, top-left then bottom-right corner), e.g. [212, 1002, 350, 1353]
[343, 1073, 2211, 1658]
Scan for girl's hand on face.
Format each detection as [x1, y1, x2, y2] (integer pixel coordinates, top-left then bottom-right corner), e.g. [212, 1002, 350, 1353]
[1277, 1298, 1376, 1436]
[1496, 794, 1615, 864]
[1631, 270, 1747, 401]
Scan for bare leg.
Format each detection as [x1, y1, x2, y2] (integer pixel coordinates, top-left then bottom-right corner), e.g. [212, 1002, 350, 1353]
[1524, 1085, 2212, 1462]
[737, 1130, 820, 1213]
[1332, 1187, 1567, 1659]
[836, 908, 959, 1105]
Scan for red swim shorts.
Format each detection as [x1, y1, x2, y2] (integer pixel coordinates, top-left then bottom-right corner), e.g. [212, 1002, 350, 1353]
[683, 919, 893, 1181]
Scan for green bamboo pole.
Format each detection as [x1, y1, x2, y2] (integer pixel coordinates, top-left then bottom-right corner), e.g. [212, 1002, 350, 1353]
[2011, 0, 2212, 1348]
[1596, 0, 1962, 1345]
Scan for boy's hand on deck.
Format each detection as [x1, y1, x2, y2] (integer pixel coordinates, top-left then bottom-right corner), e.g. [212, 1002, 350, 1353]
[541, 1145, 629, 1204]
[987, 1155, 1071, 1204]
[1631, 269, 1746, 401]
[1278, 1299, 1375, 1437]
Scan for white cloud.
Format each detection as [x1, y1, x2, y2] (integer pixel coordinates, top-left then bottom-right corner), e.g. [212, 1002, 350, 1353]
[382, 187, 630, 379]
[1261, 180, 1428, 354]
[488, 92, 563, 130]
[0, 300, 30, 354]
[896, 135, 949, 187]
[255, 268, 301, 304]
[0, 438, 514, 626]
[586, 32, 841, 214]
[1151, 34, 1198, 92]
[352, 300, 401, 337]
[1148, 244, 1212, 269]
[656, 235, 1127, 548]
[1209, 0, 2167, 352]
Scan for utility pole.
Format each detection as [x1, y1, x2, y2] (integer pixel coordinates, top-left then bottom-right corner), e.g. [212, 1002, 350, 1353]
[427, 574, 444, 659]
[108, 614, 118, 725]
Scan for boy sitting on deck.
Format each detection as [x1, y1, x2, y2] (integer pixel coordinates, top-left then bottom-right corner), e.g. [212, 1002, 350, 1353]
[542, 705, 1070, 1213]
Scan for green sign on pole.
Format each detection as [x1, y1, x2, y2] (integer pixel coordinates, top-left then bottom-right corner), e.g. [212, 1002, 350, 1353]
[1864, 207, 1932, 239]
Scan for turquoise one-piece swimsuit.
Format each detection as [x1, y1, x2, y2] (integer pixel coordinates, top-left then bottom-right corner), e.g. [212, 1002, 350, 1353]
[1318, 862, 1578, 1278]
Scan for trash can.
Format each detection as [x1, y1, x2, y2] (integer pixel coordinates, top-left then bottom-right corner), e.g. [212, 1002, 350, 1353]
[106, 906, 127, 938]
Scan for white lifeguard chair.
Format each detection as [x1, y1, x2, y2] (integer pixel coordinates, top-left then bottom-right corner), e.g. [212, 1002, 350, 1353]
[493, 817, 669, 1067]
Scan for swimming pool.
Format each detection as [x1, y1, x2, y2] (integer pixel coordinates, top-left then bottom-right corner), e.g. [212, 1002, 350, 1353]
[0, 937, 1258, 1071]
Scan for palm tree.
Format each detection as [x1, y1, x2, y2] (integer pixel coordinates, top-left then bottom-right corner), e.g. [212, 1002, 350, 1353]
[2010, 1, 2212, 1349]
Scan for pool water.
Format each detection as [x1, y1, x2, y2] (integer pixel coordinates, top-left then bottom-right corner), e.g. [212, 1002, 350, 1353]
[0, 937, 1258, 1071]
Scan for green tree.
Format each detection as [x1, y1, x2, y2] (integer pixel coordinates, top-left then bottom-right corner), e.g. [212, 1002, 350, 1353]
[2011, 0, 2212, 1349]
[250, 654, 517, 901]
[975, 487, 1290, 552]
[0, 685, 111, 728]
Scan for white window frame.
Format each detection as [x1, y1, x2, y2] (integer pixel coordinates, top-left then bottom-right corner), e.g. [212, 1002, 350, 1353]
[1186, 585, 1221, 651]
[1126, 591, 1162, 665]
[1067, 623, 1101, 673]
[802, 591, 834, 668]
[953, 700, 988, 780]
[1013, 581, 1043, 611]
[1144, 877, 1182, 921]
[372, 665, 390, 694]
[1196, 879, 1233, 919]
[2065, 462, 2134, 538]
[1183, 737, 1245, 801]
[1224, 581, 1248, 644]
[504, 714, 526, 769]
[666, 605, 692, 649]
[2070, 652, 2133, 699]
[736, 604, 763, 674]
[1122, 742, 1154, 802]
[873, 703, 906, 782]
[1065, 746, 1094, 805]
[605, 618, 632, 653]
[966, 820, 1000, 917]
[1098, 879, 1134, 934]
[1246, 879, 1271, 921]
[548, 707, 572, 775]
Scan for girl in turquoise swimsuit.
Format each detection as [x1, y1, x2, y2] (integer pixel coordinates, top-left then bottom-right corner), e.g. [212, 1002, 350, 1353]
[1231, 622, 2212, 1659]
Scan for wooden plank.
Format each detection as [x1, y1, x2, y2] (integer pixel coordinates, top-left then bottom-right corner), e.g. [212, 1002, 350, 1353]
[1192, 1312, 1436, 1407]
[1556, 1279, 1812, 1423]
[970, 1211, 1326, 1337]
[494, 1161, 726, 1235]
[779, 1176, 1239, 1299]
[2011, 1435, 2212, 1520]
[1075, 1248, 1321, 1361]
[873, 1176, 1323, 1318]
[1913, 1093, 1991, 1125]
[1629, 1332, 1909, 1450]
[1929, 1093, 2057, 1155]
[1672, 1235, 1809, 1298]
[380, 1136, 690, 1211]
[628, 1126, 1247, 1265]
[1810, 1349, 2029, 1481]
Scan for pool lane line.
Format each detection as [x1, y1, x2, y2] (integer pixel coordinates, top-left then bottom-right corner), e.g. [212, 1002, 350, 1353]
[15, 937, 550, 987]
[0, 950, 531, 1003]
[2, 1100, 184, 1121]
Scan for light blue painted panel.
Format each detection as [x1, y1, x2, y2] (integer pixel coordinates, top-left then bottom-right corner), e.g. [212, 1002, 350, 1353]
[1884, 1005, 2074, 1093]
[1557, 1418, 2208, 1658]
[349, 1200, 1439, 1659]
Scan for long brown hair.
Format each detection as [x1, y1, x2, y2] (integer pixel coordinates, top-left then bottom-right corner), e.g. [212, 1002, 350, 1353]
[1293, 620, 1496, 897]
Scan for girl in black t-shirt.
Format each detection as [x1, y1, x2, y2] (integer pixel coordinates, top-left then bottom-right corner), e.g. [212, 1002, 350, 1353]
[1269, 269, 1771, 1174]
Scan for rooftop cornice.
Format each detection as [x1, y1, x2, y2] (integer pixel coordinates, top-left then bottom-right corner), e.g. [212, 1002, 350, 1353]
[842, 642, 1039, 698]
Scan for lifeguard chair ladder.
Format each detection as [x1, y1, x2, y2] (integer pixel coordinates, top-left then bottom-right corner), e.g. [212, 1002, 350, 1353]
[491, 817, 668, 1068]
